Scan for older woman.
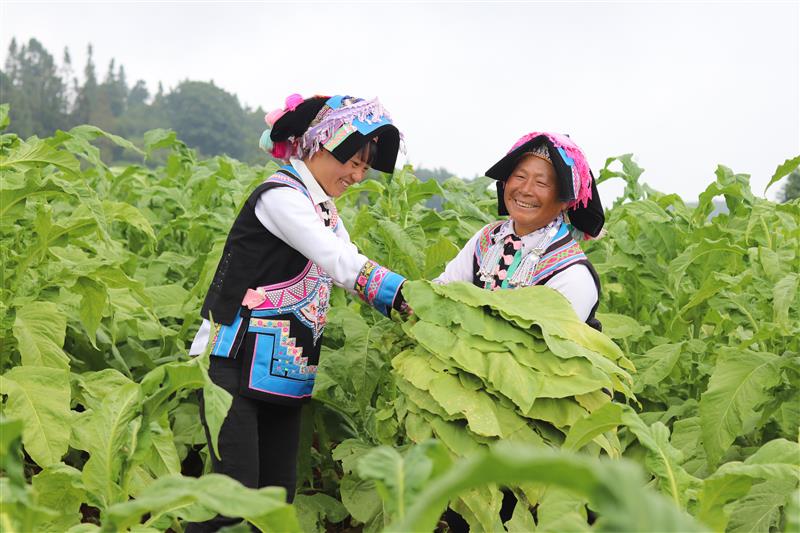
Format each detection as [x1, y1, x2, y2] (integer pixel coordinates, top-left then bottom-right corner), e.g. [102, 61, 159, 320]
[436, 131, 605, 530]
[435, 131, 605, 328]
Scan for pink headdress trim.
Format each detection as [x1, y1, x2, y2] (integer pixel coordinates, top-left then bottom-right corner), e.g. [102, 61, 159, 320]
[261, 95, 403, 162]
[511, 131, 593, 209]
[300, 97, 401, 159]
[261, 93, 307, 160]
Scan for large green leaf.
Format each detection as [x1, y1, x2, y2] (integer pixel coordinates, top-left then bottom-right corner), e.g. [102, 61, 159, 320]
[143, 421, 182, 478]
[103, 200, 157, 241]
[0, 366, 71, 467]
[138, 352, 230, 460]
[727, 477, 796, 533]
[338, 474, 382, 524]
[563, 402, 625, 452]
[536, 486, 590, 532]
[12, 301, 70, 369]
[696, 439, 799, 531]
[595, 312, 646, 341]
[104, 473, 300, 532]
[66, 124, 144, 156]
[71, 375, 141, 509]
[386, 443, 703, 533]
[356, 440, 451, 523]
[622, 411, 699, 508]
[764, 154, 800, 193]
[0, 137, 80, 174]
[773, 272, 799, 331]
[630, 343, 683, 392]
[70, 277, 107, 346]
[699, 349, 783, 467]
[31, 463, 86, 532]
[293, 493, 348, 533]
[667, 238, 746, 292]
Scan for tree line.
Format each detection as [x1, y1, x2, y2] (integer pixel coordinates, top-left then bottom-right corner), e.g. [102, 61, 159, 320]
[1, 37, 797, 200]
[1, 37, 268, 164]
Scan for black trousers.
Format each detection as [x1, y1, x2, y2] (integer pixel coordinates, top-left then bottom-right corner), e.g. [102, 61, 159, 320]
[185, 356, 303, 533]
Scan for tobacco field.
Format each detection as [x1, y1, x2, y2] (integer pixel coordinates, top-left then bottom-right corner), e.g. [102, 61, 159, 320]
[1, 103, 798, 532]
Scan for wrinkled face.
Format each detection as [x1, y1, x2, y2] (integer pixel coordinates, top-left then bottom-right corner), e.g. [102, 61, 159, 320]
[503, 154, 567, 235]
[306, 148, 370, 198]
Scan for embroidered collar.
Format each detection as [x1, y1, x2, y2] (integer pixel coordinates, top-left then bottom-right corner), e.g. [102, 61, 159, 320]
[289, 158, 330, 205]
[478, 214, 570, 288]
[491, 215, 564, 258]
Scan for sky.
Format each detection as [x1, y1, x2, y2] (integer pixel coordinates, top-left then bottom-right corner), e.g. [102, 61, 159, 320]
[2, 0, 799, 202]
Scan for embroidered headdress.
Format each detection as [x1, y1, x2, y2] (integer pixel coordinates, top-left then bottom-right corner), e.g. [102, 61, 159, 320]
[485, 132, 605, 239]
[259, 94, 403, 173]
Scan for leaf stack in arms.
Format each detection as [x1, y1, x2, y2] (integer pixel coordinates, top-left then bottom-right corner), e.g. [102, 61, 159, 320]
[391, 280, 635, 529]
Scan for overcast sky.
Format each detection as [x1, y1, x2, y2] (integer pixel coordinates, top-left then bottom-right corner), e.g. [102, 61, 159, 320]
[2, 1, 798, 202]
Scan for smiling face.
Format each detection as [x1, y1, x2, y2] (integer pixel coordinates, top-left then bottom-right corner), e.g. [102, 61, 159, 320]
[503, 153, 567, 235]
[305, 146, 371, 198]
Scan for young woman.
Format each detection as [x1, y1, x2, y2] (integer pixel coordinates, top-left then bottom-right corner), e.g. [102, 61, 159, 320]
[435, 131, 605, 327]
[186, 94, 408, 531]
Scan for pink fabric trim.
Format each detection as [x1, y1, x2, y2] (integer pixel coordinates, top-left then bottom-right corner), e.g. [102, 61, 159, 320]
[262, 261, 312, 291]
[511, 131, 593, 209]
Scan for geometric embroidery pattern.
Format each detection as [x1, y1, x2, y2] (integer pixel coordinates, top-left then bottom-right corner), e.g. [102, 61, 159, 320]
[250, 263, 332, 344]
[474, 221, 505, 265]
[529, 240, 586, 285]
[246, 172, 337, 344]
[323, 123, 357, 152]
[355, 260, 379, 303]
[248, 318, 316, 380]
[366, 264, 390, 303]
[489, 233, 522, 290]
[264, 174, 313, 202]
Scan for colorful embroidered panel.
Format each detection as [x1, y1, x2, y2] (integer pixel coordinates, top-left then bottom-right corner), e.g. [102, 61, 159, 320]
[316, 201, 340, 230]
[474, 220, 588, 290]
[323, 123, 357, 151]
[264, 172, 313, 202]
[529, 240, 587, 285]
[209, 310, 245, 358]
[239, 167, 337, 345]
[247, 262, 332, 344]
[247, 318, 316, 399]
[354, 259, 404, 317]
[474, 221, 505, 265]
[355, 260, 379, 301]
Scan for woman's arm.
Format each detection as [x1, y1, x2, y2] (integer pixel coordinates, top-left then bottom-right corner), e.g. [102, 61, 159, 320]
[543, 264, 598, 322]
[433, 230, 482, 284]
[255, 187, 404, 316]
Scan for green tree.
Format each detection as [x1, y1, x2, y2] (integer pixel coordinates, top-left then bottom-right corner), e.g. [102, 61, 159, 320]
[780, 169, 800, 202]
[127, 79, 149, 107]
[0, 37, 69, 137]
[72, 44, 100, 125]
[162, 80, 250, 159]
[103, 59, 127, 117]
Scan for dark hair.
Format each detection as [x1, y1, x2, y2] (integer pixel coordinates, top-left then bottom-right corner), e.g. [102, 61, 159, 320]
[269, 96, 328, 142]
[356, 140, 379, 167]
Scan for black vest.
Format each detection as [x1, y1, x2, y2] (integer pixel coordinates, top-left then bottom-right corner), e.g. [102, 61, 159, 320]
[201, 169, 311, 326]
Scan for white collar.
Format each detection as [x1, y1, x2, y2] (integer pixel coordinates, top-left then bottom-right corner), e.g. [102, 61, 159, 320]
[289, 158, 331, 205]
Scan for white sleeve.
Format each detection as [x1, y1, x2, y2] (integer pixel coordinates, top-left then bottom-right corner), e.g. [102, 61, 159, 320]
[188, 319, 211, 356]
[254, 187, 368, 292]
[544, 264, 598, 322]
[433, 230, 481, 284]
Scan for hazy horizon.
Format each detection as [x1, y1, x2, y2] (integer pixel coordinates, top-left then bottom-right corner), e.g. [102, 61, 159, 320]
[3, 1, 798, 202]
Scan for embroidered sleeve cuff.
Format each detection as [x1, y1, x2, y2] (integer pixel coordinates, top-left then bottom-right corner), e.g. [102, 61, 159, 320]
[354, 260, 406, 317]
